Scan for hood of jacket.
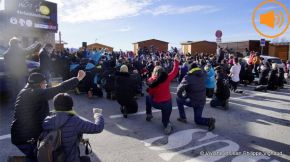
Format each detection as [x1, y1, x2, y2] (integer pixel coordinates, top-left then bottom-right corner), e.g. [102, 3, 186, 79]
[188, 67, 204, 77]
[42, 112, 73, 130]
[147, 72, 168, 88]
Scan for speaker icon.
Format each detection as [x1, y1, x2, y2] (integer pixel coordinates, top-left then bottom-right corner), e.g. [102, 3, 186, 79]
[252, 0, 290, 38]
[260, 10, 285, 29]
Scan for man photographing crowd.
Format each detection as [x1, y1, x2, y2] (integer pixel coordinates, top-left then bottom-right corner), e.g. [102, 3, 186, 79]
[4, 37, 42, 100]
[10, 70, 86, 161]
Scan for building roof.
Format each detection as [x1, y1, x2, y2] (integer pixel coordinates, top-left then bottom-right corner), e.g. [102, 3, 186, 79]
[133, 39, 169, 44]
[270, 42, 290, 45]
[219, 40, 270, 44]
[87, 42, 113, 49]
[55, 40, 68, 44]
[181, 40, 216, 45]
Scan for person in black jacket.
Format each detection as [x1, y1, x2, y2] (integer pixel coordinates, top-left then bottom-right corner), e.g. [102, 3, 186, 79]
[176, 63, 215, 131]
[39, 44, 53, 84]
[278, 67, 285, 88]
[115, 65, 138, 118]
[10, 70, 86, 161]
[267, 63, 279, 90]
[258, 62, 270, 85]
[102, 57, 116, 100]
[210, 66, 230, 110]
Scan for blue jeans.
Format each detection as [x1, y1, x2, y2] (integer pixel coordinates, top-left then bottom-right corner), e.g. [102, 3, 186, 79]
[146, 96, 172, 127]
[176, 97, 210, 126]
[16, 144, 37, 162]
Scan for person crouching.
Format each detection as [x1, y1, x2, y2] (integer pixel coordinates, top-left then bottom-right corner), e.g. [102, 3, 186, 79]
[42, 93, 104, 162]
[176, 63, 216, 131]
[115, 65, 138, 118]
[146, 54, 180, 135]
[210, 66, 231, 110]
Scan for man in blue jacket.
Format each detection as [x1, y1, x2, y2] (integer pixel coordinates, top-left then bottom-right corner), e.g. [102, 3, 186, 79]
[43, 93, 104, 162]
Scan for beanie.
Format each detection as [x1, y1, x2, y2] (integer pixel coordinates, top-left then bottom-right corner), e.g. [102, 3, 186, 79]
[190, 62, 198, 69]
[28, 73, 46, 84]
[120, 65, 128, 73]
[53, 93, 73, 111]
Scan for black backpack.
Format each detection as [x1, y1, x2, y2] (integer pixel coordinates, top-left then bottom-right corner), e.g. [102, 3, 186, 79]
[37, 117, 72, 162]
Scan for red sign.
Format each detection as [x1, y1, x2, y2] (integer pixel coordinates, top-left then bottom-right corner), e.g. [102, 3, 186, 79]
[215, 30, 223, 38]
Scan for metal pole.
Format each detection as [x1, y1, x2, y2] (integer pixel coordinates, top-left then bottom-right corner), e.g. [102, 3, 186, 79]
[261, 46, 263, 55]
[59, 31, 61, 45]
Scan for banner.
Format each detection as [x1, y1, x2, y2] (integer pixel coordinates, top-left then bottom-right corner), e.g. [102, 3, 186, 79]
[2, 0, 58, 32]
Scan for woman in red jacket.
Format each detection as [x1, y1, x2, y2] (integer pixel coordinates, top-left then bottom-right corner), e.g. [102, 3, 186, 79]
[146, 54, 180, 135]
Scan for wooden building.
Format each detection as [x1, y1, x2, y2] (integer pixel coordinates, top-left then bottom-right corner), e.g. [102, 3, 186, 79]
[219, 40, 270, 55]
[269, 42, 290, 61]
[55, 40, 67, 51]
[86, 43, 114, 52]
[181, 41, 217, 55]
[133, 39, 169, 54]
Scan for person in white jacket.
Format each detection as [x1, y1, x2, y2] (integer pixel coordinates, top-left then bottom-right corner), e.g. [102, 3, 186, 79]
[229, 57, 241, 93]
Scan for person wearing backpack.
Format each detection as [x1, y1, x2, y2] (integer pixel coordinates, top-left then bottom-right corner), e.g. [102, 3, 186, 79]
[10, 70, 86, 161]
[210, 66, 231, 109]
[41, 93, 104, 162]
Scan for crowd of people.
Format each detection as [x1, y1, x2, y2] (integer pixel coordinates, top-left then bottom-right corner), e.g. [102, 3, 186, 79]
[3, 37, 290, 162]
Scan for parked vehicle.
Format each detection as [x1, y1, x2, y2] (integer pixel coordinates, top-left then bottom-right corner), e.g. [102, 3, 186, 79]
[243, 55, 285, 69]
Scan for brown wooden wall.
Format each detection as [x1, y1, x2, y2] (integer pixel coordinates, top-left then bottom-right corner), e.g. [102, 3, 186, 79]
[190, 42, 217, 55]
[134, 40, 168, 54]
[220, 40, 269, 55]
[269, 45, 289, 61]
[86, 44, 113, 52]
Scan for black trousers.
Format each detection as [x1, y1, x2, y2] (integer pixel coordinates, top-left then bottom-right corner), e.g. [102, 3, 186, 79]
[210, 97, 227, 107]
[80, 156, 91, 162]
[230, 80, 239, 92]
[206, 88, 214, 98]
[117, 98, 138, 114]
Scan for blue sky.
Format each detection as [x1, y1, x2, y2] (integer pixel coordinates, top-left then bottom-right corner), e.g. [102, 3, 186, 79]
[48, 0, 290, 50]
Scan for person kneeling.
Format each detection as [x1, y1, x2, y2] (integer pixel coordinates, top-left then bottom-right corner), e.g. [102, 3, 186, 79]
[210, 66, 230, 110]
[146, 55, 180, 135]
[42, 93, 104, 162]
[176, 63, 215, 131]
[115, 65, 138, 118]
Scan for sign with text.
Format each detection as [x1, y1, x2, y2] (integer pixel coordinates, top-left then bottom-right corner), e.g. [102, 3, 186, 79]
[2, 0, 58, 32]
[260, 38, 266, 47]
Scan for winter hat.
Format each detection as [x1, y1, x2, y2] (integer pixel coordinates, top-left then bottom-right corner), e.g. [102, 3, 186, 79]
[190, 62, 198, 69]
[28, 73, 46, 84]
[53, 93, 73, 111]
[120, 65, 128, 73]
